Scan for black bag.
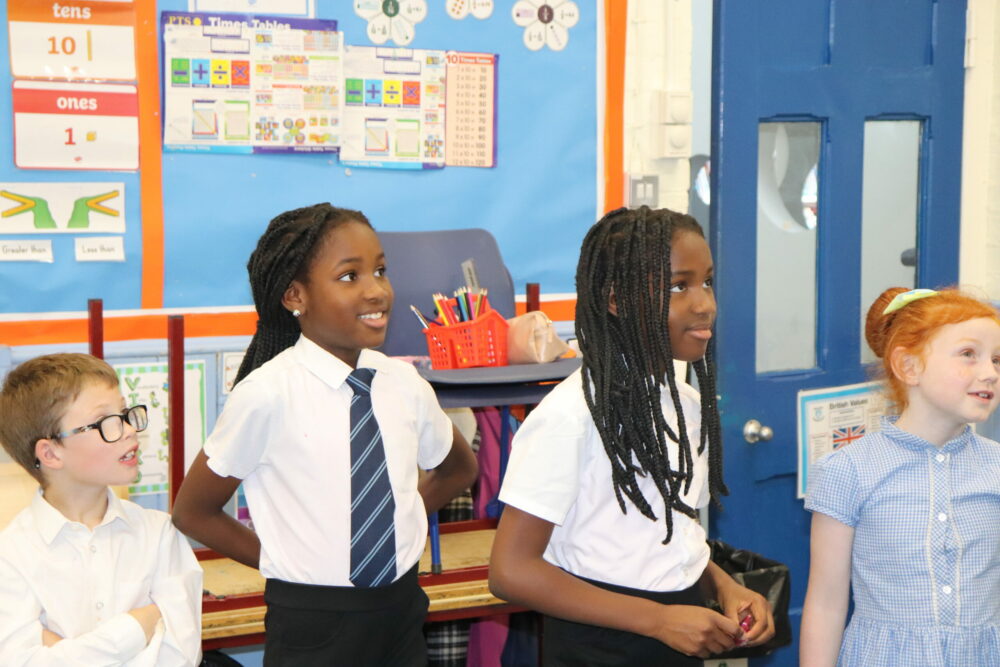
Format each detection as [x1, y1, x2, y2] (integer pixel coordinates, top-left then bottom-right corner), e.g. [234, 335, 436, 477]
[706, 539, 792, 659]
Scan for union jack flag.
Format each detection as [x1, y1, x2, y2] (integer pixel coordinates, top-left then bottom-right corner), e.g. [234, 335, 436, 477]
[832, 424, 865, 448]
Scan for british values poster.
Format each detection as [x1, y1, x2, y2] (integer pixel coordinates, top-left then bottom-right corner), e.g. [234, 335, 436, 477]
[797, 381, 887, 498]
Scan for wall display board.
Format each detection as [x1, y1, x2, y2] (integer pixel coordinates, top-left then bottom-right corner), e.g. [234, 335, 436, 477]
[0, 0, 598, 320]
[115, 360, 207, 497]
[7, 0, 137, 81]
[162, 11, 342, 153]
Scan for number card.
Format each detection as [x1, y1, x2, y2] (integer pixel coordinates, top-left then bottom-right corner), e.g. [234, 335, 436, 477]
[7, 0, 137, 81]
[12, 80, 139, 170]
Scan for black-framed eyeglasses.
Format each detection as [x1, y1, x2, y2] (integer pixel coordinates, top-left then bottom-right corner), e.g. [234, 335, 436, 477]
[50, 405, 149, 444]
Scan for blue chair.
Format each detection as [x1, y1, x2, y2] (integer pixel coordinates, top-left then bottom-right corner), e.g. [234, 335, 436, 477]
[378, 228, 516, 358]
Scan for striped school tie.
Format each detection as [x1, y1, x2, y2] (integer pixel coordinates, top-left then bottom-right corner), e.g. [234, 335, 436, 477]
[346, 368, 397, 588]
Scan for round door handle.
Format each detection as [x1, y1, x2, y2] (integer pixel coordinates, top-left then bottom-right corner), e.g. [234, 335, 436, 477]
[743, 419, 774, 444]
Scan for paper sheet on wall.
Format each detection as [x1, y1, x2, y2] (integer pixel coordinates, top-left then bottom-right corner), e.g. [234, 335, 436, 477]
[339, 45, 447, 169]
[115, 361, 207, 497]
[12, 81, 139, 170]
[444, 51, 497, 168]
[0, 240, 53, 263]
[7, 0, 137, 81]
[796, 381, 887, 498]
[0, 182, 125, 234]
[162, 12, 341, 153]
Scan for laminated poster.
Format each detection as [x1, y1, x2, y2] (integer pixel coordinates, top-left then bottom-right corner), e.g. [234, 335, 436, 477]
[339, 45, 446, 169]
[115, 361, 207, 497]
[7, 0, 137, 81]
[444, 51, 497, 168]
[0, 182, 125, 234]
[162, 11, 341, 153]
[796, 381, 887, 498]
[12, 81, 139, 170]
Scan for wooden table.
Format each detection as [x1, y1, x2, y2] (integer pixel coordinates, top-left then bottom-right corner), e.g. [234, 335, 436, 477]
[200, 521, 521, 650]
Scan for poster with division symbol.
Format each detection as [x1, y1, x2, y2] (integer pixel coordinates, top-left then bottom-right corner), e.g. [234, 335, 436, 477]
[339, 45, 446, 169]
[161, 12, 341, 153]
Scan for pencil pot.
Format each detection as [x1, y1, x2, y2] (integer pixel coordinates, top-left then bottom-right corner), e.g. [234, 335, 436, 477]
[424, 309, 509, 370]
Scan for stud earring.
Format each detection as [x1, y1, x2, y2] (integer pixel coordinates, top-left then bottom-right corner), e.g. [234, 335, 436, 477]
[292, 309, 301, 318]
[34, 460, 40, 469]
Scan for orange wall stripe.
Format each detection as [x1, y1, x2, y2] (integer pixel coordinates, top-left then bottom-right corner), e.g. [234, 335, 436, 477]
[515, 299, 576, 321]
[0, 303, 584, 347]
[136, 1, 164, 309]
[0, 312, 259, 347]
[603, 0, 627, 212]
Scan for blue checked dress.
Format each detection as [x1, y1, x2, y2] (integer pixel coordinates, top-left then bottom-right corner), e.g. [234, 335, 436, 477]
[805, 416, 1000, 667]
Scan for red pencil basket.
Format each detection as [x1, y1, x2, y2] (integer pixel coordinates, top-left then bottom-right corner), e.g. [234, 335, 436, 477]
[423, 309, 509, 370]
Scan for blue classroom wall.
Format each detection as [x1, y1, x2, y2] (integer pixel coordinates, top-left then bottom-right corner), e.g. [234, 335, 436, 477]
[0, 14, 143, 313]
[0, 1, 599, 314]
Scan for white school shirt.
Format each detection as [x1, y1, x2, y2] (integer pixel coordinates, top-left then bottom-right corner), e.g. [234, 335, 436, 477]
[204, 335, 453, 586]
[499, 368, 711, 592]
[0, 489, 203, 667]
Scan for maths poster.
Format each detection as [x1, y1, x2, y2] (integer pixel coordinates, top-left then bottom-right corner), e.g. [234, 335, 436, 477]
[796, 381, 887, 498]
[338, 45, 446, 169]
[161, 11, 341, 153]
[114, 360, 207, 497]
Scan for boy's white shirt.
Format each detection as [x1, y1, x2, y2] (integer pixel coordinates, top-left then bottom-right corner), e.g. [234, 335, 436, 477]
[0, 488, 202, 666]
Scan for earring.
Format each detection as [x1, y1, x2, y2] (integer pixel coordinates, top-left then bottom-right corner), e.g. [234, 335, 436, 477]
[292, 309, 301, 318]
[33, 460, 40, 469]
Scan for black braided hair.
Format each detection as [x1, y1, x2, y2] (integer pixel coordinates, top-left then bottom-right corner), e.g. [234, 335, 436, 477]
[234, 203, 372, 385]
[575, 206, 728, 545]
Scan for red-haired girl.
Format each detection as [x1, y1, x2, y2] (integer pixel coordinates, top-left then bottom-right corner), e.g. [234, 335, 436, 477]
[801, 287, 1000, 666]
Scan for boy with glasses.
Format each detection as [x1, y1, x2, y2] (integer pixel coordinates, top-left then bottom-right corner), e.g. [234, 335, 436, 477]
[0, 353, 202, 666]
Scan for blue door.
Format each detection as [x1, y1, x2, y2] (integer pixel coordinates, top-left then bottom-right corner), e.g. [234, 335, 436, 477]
[710, 2, 966, 664]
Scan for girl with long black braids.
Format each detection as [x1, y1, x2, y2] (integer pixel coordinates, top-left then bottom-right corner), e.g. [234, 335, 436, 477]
[172, 203, 477, 666]
[489, 206, 774, 665]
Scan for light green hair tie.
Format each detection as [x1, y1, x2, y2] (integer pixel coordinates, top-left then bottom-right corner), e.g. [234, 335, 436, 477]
[882, 288, 939, 315]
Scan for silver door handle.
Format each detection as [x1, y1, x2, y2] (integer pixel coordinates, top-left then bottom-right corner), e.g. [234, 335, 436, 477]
[743, 419, 774, 444]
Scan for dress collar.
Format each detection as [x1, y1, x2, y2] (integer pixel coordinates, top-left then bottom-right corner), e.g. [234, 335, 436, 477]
[879, 415, 973, 454]
[30, 487, 132, 544]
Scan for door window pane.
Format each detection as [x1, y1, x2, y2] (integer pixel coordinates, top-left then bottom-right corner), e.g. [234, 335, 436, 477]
[860, 120, 920, 363]
[756, 121, 821, 373]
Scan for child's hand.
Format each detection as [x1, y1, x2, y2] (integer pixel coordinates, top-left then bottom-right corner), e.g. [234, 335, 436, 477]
[41, 628, 63, 647]
[651, 605, 740, 658]
[716, 581, 776, 647]
[128, 603, 162, 644]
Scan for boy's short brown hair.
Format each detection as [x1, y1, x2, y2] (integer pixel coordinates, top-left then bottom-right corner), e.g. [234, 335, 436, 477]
[0, 353, 119, 484]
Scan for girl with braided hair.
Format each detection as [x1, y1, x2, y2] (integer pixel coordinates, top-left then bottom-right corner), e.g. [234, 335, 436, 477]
[489, 206, 773, 665]
[172, 203, 477, 666]
[802, 287, 1000, 666]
